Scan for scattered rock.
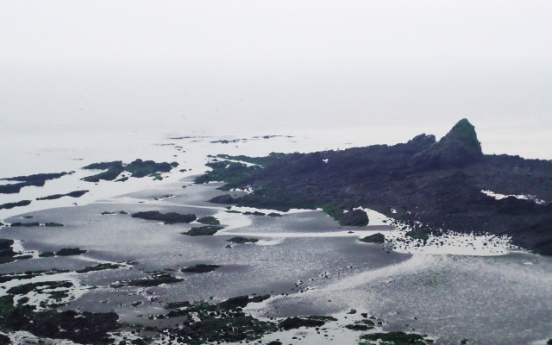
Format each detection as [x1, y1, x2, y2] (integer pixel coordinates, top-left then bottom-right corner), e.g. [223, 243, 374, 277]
[131, 211, 196, 224]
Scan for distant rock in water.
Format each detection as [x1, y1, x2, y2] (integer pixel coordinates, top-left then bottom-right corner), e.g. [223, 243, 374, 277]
[414, 118, 483, 169]
[360, 233, 385, 244]
[131, 211, 197, 224]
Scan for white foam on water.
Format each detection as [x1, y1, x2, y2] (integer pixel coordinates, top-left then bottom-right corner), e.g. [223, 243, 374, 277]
[383, 228, 516, 256]
[481, 189, 546, 204]
[256, 238, 286, 246]
[6, 331, 80, 345]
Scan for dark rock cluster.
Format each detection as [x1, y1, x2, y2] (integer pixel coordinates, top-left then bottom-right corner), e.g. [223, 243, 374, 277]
[199, 119, 552, 255]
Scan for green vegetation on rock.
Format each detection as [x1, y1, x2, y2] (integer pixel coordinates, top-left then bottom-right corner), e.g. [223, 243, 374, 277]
[360, 233, 385, 243]
[197, 216, 220, 225]
[215, 153, 285, 167]
[131, 211, 196, 224]
[194, 161, 261, 187]
[183, 226, 224, 236]
[322, 204, 369, 226]
[405, 228, 431, 242]
[7, 281, 73, 295]
[228, 237, 259, 244]
[82, 159, 176, 182]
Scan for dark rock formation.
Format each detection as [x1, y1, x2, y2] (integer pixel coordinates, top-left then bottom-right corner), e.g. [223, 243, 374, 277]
[199, 119, 552, 255]
[82, 159, 177, 182]
[36, 190, 88, 200]
[279, 317, 326, 330]
[228, 237, 259, 244]
[340, 209, 369, 226]
[0, 172, 71, 194]
[131, 211, 196, 224]
[0, 200, 31, 210]
[182, 226, 223, 236]
[208, 194, 237, 204]
[55, 248, 87, 256]
[0, 239, 16, 264]
[359, 233, 385, 243]
[197, 216, 220, 225]
[413, 118, 483, 169]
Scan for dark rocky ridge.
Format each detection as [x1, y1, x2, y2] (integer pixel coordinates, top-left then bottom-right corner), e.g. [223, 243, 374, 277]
[200, 119, 552, 255]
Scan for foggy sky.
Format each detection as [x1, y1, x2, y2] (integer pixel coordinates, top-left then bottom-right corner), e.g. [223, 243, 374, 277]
[1, 1, 552, 157]
[3, 1, 552, 63]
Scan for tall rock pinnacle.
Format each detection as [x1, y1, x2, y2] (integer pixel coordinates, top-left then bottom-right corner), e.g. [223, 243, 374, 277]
[413, 119, 483, 169]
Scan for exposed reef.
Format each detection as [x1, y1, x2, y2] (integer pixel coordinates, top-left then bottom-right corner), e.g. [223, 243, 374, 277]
[359, 233, 385, 244]
[0, 172, 72, 194]
[182, 226, 224, 236]
[198, 119, 552, 255]
[194, 161, 261, 186]
[0, 200, 31, 210]
[55, 248, 87, 256]
[131, 211, 196, 224]
[322, 204, 369, 226]
[113, 272, 183, 288]
[228, 236, 259, 244]
[76, 263, 121, 273]
[36, 190, 88, 201]
[82, 159, 178, 182]
[0, 294, 119, 344]
[0, 239, 16, 264]
[197, 216, 220, 225]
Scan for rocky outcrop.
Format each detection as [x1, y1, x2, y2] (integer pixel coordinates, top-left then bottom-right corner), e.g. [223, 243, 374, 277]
[413, 118, 483, 169]
[131, 211, 197, 224]
[199, 119, 552, 255]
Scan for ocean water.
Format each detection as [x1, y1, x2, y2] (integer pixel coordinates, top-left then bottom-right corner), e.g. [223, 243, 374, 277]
[1, 60, 552, 344]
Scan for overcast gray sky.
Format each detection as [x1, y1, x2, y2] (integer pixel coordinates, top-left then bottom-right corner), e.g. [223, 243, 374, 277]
[1, 1, 552, 157]
[2, 0, 552, 64]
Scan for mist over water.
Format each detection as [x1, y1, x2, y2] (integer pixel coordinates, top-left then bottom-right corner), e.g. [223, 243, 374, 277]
[1, 57, 552, 176]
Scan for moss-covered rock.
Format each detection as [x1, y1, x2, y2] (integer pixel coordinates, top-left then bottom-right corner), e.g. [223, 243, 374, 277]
[197, 216, 220, 225]
[322, 204, 369, 226]
[183, 226, 224, 236]
[82, 159, 176, 182]
[131, 211, 196, 224]
[55, 248, 87, 256]
[413, 118, 483, 169]
[227, 237, 259, 244]
[360, 233, 385, 243]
